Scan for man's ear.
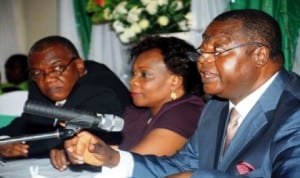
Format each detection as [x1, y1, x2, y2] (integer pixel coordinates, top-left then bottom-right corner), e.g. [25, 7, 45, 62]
[74, 58, 85, 77]
[253, 47, 269, 67]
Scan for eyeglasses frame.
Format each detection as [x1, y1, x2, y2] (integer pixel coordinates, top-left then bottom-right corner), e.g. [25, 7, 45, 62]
[29, 57, 77, 82]
[186, 42, 269, 62]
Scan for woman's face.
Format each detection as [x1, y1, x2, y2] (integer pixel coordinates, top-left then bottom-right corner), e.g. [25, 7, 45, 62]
[129, 48, 176, 115]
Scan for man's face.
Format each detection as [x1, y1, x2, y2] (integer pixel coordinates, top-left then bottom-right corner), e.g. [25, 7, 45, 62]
[197, 19, 262, 103]
[28, 44, 85, 101]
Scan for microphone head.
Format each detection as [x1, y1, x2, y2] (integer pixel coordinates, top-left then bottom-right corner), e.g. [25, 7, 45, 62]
[24, 100, 125, 132]
[96, 113, 124, 132]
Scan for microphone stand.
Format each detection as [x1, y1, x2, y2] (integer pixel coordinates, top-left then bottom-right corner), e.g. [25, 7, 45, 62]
[0, 129, 76, 166]
[0, 129, 75, 145]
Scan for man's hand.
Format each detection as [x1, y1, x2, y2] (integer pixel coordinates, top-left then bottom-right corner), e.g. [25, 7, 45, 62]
[64, 131, 120, 168]
[50, 149, 70, 171]
[0, 143, 29, 158]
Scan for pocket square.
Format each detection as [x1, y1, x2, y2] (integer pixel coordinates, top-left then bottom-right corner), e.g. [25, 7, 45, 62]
[236, 161, 255, 175]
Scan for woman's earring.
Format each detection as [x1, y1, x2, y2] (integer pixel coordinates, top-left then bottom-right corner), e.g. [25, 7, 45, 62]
[170, 91, 177, 100]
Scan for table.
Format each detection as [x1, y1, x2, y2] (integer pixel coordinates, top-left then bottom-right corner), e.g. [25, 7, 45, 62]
[0, 158, 100, 178]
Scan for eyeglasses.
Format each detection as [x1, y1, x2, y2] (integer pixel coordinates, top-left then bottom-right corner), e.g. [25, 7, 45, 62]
[186, 42, 269, 62]
[29, 57, 76, 82]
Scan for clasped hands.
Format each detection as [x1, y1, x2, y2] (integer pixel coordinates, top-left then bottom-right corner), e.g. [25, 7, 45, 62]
[56, 131, 193, 178]
[63, 131, 120, 168]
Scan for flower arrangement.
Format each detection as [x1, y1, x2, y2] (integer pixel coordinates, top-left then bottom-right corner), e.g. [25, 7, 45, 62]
[86, 0, 192, 44]
[86, 0, 119, 23]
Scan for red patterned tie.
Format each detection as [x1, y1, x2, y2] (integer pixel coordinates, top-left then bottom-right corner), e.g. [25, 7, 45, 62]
[224, 108, 241, 151]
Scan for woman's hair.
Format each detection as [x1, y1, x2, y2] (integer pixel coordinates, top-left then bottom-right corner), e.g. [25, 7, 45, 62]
[130, 35, 204, 96]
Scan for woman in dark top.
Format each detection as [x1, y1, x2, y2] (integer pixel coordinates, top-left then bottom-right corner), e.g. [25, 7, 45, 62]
[119, 36, 206, 156]
[63, 36, 206, 167]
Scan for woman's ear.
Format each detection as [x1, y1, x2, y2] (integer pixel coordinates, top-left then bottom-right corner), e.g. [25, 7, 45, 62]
[253, 46, 269, 67]
[74, 58, 86, 77]
[170, 75, 183, 90]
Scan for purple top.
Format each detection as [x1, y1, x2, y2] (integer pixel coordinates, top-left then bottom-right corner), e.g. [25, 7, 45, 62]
[119, 95, 205, 150]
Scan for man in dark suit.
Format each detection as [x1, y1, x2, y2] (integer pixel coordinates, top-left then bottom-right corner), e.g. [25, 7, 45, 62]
[63, 9, 300, 177]
[0, 36, 132, 171]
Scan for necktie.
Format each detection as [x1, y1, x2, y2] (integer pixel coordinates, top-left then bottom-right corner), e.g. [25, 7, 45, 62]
[224, 107, 241, 151]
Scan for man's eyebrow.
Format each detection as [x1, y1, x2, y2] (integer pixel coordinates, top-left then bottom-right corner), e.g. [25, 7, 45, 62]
[202, 33, 233, 44]
[28, 59, 65, 70]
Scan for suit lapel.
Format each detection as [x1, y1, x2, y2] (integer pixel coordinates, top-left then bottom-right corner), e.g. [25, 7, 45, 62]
[219, 70, 288, 170]
[197, 100, 228, 169]
[221, 106, 269, 169]
[63, 84, 86, 108]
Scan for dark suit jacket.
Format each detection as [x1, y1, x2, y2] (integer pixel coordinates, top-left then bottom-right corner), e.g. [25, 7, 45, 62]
[132, 69, 300, 177]
[0, 60, 132, 157]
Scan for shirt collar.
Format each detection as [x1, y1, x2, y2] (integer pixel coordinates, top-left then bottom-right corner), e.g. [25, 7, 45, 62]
[55, 99, 66, 106]
[229, 72, 279, 120]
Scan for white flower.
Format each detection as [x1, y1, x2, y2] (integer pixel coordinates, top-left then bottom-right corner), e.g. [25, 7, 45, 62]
[103, 8, 112, 20]
[131, 23, 142, 34]
[127, 6, 143, 23]
[119, 34, 130, 43]
[172, 1, 183, 11]
[178, 20, 188, 31]
[146, 1, 159, 15]
[119, 28, 136, 43]
[157, 16, 169, 26]
[141, 0, 152, 6]
[158, 0, 168, 6]
[138, 19, 150, 30]
[112, 20, 125, 33]
[100, 0, 191, 44]
[185, 12, 192, 21]
[185, 12, 192, 27]
[114, 2, 127, 15]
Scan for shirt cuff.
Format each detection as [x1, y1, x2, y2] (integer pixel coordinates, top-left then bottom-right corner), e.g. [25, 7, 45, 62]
[95, 150, 134, 178]
[0, 135, 10, 139]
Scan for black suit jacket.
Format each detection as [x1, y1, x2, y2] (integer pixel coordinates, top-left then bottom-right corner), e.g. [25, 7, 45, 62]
[0, 60, 132, 157]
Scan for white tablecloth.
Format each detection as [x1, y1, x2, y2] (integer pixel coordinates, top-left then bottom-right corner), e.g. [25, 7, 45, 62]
[0, 158, 100, 178]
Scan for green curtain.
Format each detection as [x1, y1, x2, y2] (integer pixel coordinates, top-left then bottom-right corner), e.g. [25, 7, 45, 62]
[73, 0, 92, 59]
[230, 0, 300, 71]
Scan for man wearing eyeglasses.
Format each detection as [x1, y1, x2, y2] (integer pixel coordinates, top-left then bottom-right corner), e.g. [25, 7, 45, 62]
[0, 36, 132, 170]
[64, 9, 300, 177]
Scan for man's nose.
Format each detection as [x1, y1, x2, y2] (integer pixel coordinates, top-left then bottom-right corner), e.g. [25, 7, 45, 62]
[198, 53, 216, 63]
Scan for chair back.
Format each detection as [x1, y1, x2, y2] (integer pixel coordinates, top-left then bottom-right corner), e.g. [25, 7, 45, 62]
[0, 91, 28, 127]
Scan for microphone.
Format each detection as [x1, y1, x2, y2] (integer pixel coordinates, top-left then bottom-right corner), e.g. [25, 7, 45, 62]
[23, 100, 124, 132]
[0, 129, 75, 145]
